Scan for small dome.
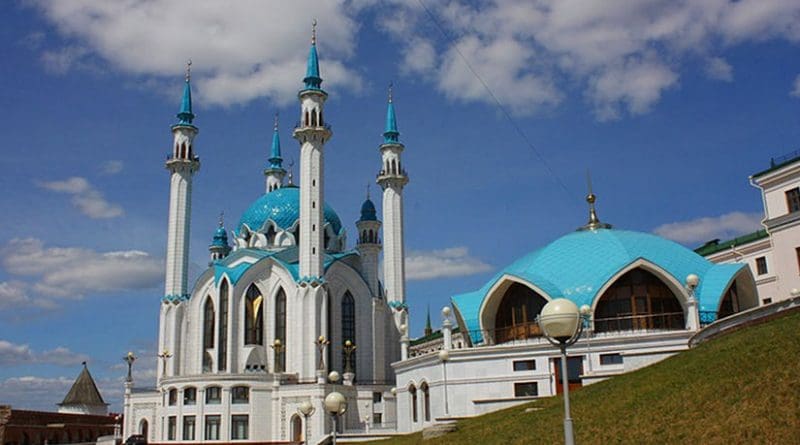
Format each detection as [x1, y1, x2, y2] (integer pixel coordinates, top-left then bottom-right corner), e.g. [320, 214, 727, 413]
[210, 225, 228, 247]
[359, 198, 377, 221]
[237, 187, 343, 235]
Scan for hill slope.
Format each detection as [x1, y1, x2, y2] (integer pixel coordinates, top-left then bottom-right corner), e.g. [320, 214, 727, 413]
[372, 311, 800, 445]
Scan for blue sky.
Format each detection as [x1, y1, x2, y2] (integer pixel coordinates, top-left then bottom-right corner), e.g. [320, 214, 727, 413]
[2, 0, 800, 411]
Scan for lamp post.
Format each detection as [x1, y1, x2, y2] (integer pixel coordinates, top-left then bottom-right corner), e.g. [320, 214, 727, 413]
[297, 400, 316, 445]
[539, 298, 583, 445]
[343, 340, 357, 373]
[123, 351, 136, 383]
[157, 350, 172, 377]
[271, 339, 285, 373]
[686, 273, 701, 329]
[316, 335, 330, 370]
[579, 305, 592, 373]
[438, 350, 450, 416]
[324, 392, 347, 445]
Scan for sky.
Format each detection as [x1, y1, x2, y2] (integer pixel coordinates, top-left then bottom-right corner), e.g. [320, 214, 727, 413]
[1, 0, 800, 412]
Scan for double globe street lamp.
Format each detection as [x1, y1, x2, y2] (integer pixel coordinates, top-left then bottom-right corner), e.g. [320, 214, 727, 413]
[324, 390, 347, 445]
[539, 298, 585, 445]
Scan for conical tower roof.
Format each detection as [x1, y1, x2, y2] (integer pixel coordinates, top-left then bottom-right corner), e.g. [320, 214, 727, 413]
[59, 363, 107, 407]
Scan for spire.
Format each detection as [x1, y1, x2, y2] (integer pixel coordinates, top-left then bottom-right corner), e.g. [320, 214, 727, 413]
[287, 159, 296, 186]
[579, 171, 612, 231]
[269, 112, 284, 169]
[303, 20, 323, 90]
[383, 83, 400, 144]
[176, 60, 195, 126]
[424, 305, 433, 336]
[59, 363, 107, 408]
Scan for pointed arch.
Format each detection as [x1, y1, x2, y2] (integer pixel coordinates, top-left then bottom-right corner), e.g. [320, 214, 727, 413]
[274, 287, 287, 372]
[341, 291, 356, 374]
[420, 381, 431, 421]
[477, 275, 554, 343]
[202, 296, 215, 373]
[244, 284, 264, 345]
[408, 384, 418, 423]
[218, 279, 229, 371]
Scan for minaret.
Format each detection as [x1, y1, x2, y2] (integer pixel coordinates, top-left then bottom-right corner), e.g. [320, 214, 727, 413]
[160, 62, 200, 380]
[356, 185, 382, 296]
[376, 84, 409, 310]
[264, 113, 286, 193]
[164, 61, 200, 302]
[209, 212, 231, 265]
[293, 21, 331, 281]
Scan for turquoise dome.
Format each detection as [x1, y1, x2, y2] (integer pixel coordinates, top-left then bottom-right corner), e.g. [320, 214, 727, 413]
[452, 228, 746, 343]
[211, 225, 228, 247]
[359, 198, 377, 221]
[237, 186, 343, 235]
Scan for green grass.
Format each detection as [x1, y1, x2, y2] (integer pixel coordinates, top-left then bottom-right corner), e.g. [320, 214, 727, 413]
[370, 311, 800, 445]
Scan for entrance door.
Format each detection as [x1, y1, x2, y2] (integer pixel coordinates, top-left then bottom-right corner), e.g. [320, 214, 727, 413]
[553, 356, 583, 395]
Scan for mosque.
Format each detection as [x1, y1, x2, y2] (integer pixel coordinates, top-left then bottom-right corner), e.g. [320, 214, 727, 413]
[121, 25, 771, 442]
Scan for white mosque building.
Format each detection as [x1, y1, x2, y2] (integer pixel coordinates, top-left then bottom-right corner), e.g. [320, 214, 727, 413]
[123, 28, 409, 443]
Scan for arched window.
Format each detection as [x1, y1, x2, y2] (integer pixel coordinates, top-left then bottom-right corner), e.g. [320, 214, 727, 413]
[718, 281, 740, 319]
[595, 268, 684, 333]
[274, 288, 287, 372]
[311, 110, 317, 126]
[244, 285, 264, 345]
[409, 385, 418, 423]
[266, 225, 276, 245]
[494, 283, 548, 343]
[139, 420, 148, 438]
[202, 297, 215, 372]
[341, 292, 356, 373]
[319, 110, 324, 126]
[421, 382, 431, 421]
[291, 415, 303, 442]
[304, 111, 310, 127]
[218, 280, 229, 371]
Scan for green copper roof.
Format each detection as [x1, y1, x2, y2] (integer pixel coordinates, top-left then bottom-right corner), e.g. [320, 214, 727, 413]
[694, 229, 768, 256]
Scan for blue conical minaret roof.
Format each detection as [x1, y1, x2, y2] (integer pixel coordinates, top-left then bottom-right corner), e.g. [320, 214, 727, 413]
[268, 113, 284, 169]
[383, 84, 399, 144]
[175, 61, 195, 126]
[303, 21, 323, 90]
[210, 214, 229, 248]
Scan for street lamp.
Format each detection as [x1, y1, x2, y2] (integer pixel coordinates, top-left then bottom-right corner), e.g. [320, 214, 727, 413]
[539, 298, 583, 445]
[324, 392, 347, 445]
[123, 351, 136, 383]
[271, 339, 285, 373]
[297, 400, 316, 445]
[438, 350, 450, 416]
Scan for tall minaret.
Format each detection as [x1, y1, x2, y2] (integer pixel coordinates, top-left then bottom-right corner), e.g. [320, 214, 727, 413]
[293, 21, 331, 280]
[159, 62, 200, 380]
[356, 186, 382, 296]
[264, 113, 286, 193]
[377, 84, 408, 310]
[164, 61, 200, 302]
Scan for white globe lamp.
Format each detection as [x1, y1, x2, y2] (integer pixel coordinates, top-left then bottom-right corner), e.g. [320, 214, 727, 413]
[539, 298, 581, 342]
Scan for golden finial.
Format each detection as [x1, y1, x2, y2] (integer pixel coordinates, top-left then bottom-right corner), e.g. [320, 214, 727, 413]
[185, 59, 192, 82]
[388, 82, 393, 103]
[274, 112, 279, 131]
[311, 19, 317, 45]
[579, 170, 611, 231]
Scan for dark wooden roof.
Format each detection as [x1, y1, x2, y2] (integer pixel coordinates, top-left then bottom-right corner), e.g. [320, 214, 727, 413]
[59, 363, 107, 407]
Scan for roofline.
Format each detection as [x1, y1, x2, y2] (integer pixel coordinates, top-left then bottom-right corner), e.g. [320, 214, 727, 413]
[751, 152, 800, 179]
[694, 229, 769, 256]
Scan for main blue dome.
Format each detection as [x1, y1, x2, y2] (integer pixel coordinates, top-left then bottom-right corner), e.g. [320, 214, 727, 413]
[237, 187, 343, 235]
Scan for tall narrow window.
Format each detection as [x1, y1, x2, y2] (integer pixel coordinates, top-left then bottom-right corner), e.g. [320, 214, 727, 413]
[275, 288, 286, 372]
[786, 188, 800, 213]
[203, 297, 214, 373]
[421, 382, 430, 421]
[231, 415, 249, 440]
[755, 257, 768, 275]
[342, 292, 356, 374]
[218, 281, 229, 371]
[409, 385, 418, 423]
[167, 416, 176, 441]
[204, 415, 220, 441]
[182, 416, 195, 441]
[244, 285, 264, 345]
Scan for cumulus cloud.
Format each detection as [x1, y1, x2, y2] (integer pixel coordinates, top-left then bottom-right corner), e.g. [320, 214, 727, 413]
[0, 372, 125, 411]
[705, 57, 734, 82]
[37, 176, 123, 218]
[653, 211, 764, 245]
[0, 340, 90, 366]
[28, 0, 364, 107]
[791, 74, 800, 97]
[0, 238, 163, 301]
[101, 160, 123, 175]
[406, 247, 491, 280]
[373, 0, 800, 119]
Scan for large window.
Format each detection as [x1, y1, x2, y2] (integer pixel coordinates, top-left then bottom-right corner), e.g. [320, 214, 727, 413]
[755, 257, 768, 275]
[231, 386, 249, 404]
[182, 416, 195, 441]
[494, 283, 547, 343]
[244, 285, 264, 346]
[274, 288, 286, 372]
[218, 281, 229, 371]
[205, 386, 221, 404]
[231, 415, 249, 440]
[204, 415, 221, 441]
[167, 416, 176, 441]
[183, 387, 196, 405]
[594, 268, 684, 333]
[203, 297, 215, 373]
[342, 292, 356, 373]
[786, 188, 800, 213]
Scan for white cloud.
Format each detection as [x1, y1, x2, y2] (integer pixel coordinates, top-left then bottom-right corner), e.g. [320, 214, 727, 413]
[791, 74, 800, 97]
[705, 57, 734, 82]
[0, 281, 32, 309]
[29, 0, 364, 107]
[372, 0, 800, 119]
[0, 238, 163, 301]
[406, 247, 491, 281]
[37, 176, 123, 218]
[653, 211, 763, 244]
[101, 160, 123, 175]
[0, 340, 90, 366]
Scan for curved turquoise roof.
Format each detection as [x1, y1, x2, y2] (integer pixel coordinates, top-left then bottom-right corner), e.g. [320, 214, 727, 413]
[237, 186, 343, 235]
[452, 228, 746, 344]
